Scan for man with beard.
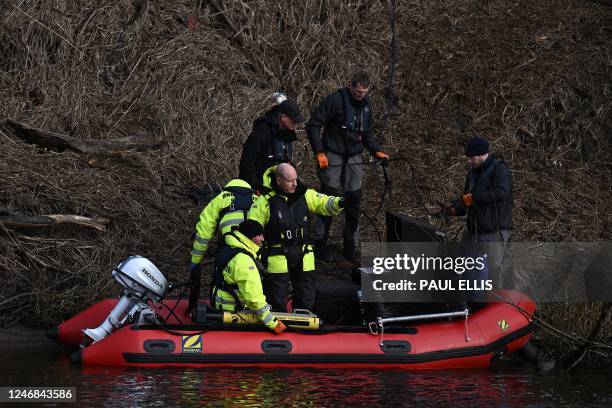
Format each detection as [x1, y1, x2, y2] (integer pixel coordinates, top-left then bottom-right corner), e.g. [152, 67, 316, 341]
[437, 136, 513, 289]
[306, 72, 389, 263]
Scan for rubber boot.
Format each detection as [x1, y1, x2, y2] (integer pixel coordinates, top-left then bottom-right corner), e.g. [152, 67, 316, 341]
[343, 189, 362, 264]
[314, 184, 339, 261]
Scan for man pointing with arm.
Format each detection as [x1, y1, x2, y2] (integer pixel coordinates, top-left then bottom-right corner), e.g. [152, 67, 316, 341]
[249, 163, 344, 312]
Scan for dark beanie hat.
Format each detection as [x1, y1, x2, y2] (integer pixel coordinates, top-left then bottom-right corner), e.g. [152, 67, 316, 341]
[464, 136, 490, 157]
[237, 219, 264, 238]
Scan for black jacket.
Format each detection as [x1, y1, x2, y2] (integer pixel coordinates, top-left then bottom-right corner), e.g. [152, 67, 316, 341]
[306, 88, 382, 157]
[452, 155, 513, 233]
[239, 107, 297, 191]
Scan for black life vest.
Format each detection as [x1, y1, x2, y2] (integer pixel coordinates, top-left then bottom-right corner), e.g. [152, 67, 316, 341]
[210, 237, 264, 310]
[264, 193, 311, 246]
[264, 136, 293, 164]
[340, 87, 372, 135]
[216, 186, 254, 247]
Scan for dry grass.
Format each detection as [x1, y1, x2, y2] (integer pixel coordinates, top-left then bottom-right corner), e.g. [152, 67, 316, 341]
[0, 0, 610, 358]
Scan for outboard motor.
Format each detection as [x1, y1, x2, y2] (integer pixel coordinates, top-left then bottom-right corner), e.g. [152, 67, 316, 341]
[82, 256, 168, 347]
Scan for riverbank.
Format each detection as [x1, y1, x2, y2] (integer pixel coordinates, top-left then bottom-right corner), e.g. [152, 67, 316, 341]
[1, 0, 610, 358]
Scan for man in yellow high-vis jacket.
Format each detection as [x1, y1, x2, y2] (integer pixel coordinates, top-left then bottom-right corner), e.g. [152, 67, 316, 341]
[248, 163, 344, 312]
[211, 219, 286, 334]
[187, 179, 256, 314]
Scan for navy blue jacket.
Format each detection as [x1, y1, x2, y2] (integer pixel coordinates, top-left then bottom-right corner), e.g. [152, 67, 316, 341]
[452, 155, 513, 233]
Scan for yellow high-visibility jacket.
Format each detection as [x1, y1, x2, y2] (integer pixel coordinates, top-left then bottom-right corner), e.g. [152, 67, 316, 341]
[248, 187, 342, 273]
[191, 179, 256, 264]
[212, 231, 279, 330]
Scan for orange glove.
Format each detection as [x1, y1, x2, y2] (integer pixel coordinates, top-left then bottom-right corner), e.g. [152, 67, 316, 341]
[272, 320, 287, 335]
[462, 194, 474, 207]
[374, 151, 389, 162]
[316, 152, 329, 169]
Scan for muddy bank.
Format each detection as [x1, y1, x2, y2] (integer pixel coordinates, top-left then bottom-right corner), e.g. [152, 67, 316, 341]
[0, 325, 66, 351]
[0, 0, 610, 360]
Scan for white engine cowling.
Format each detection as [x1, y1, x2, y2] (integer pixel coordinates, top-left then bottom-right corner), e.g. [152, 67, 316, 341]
[82, 256, 168, 346]
[112, 255, 168, 300]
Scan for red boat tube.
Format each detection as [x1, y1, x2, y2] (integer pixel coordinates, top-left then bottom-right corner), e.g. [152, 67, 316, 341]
[51, 290, 535, 369]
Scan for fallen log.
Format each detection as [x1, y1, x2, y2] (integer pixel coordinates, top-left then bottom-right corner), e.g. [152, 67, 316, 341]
[5, 119, 164, 153]
[0, 214, 110, 232]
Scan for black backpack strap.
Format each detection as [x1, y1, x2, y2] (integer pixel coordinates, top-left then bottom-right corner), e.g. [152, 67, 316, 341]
[210, 240, 258, 310]
[218, 186, 254, 220]
[217, 187, 255, 250]
[340, 87, 371, 134]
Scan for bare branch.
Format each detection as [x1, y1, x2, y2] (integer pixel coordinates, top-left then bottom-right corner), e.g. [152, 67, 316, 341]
[0, 214, 110, 232]
[5, 119, 164, 153]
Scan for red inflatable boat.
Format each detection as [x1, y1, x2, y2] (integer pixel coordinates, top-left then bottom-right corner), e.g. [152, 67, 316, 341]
[49, 290, 534, 369]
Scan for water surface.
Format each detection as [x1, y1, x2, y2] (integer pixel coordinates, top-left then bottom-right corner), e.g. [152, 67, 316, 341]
[1, 328, 610, 407]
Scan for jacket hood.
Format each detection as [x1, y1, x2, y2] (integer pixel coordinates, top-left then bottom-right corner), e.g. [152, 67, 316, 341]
[224, 178, 252, 190]
[224, 230, 261, 256]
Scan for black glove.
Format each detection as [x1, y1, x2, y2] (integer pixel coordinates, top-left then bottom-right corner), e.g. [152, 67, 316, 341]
[338, 197, 345, 208]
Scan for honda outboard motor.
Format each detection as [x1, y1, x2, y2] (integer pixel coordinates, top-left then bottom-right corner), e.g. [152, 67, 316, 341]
[82, 256, 168, 347]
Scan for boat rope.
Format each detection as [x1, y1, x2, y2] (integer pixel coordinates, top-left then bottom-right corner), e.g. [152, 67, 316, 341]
[352, 0, 399, 243]
[387, 156, 430, 217]
[360, 163, 391, 242]
[491, 292, 612, 351]
[158, 281, 192, 325]
[158, 300, 184, 325]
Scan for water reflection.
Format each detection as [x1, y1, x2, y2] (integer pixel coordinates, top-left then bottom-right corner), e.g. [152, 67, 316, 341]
[2, 346, 611, 407]
[74, 365, 612, 407]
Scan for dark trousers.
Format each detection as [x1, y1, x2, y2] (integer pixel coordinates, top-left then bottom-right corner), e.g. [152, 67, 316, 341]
[263, 269, 316, 313]
[317, 185, 361, 250]
[316, 152, 363, 250]
[462, 229, 512, 289]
